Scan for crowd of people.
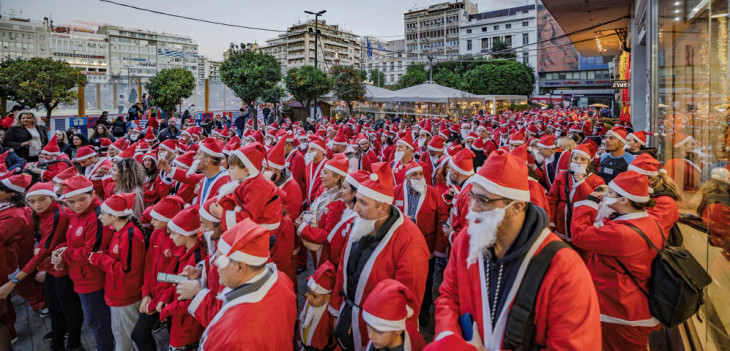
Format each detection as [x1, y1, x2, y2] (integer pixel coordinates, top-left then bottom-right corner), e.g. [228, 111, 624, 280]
[0, 104, 724, 351]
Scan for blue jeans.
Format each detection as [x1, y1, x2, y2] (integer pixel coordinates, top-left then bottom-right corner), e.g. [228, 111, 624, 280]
[79, 290, 114, 351]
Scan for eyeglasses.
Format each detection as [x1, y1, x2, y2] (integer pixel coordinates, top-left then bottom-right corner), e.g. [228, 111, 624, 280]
[468, 191, 509, 207]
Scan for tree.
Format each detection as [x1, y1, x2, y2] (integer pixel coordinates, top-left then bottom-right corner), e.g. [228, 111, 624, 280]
[220, 44, 282, 129]
[396, 63, 428, 89]
[462, 60, 535, 96]
[0, 57, 87, 122]
[433, 70, 465, 90]
[369, 69, 385, 87]
[284, 65, 331, 117]
[145, 68, 195, 119]
[356, 69, 368, 82]
[491, 38, 517, 59]
[330, 65, 366, 117]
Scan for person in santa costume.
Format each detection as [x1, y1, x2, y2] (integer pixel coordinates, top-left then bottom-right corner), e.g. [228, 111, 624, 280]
[265, 139, 303, 219]
[571, 170, 664, 351]
[391, 133, 431, 186]
[380, 130, 396, 162]
[663, 132, 703, 192]
[597, 127, 635, 184]
[158, 206, 207, 351]
[284, 130, 308, 199]
[362, 279, 425, 351]
[443, 148, 476, 244]
[534, 134, 563, 189]
[25, 135, 73, 182]
[628, 154, 681, 235]
[297, 154, 349, 268]
[393, 161, 449, 326]
[434, 149, 601, 350]
[170, 137, 230, 207]
[74, 145, 113, 199]
[357, 134, 379, 166]
[547, 143, 605, 242]
[330, 162, 430, 351]
[198, 218, 297, 350]
[305, 135, 329, 205]
[299, 260, 337, 351]
[509, 144, 550, 218]
[624, 131, 653, 156]
[421, 136, 444, 186]
[90, 192, 146, 351]
[52, 175, 115, 351]
[132, 196, 186, 351]
[157, 151, 197, 204]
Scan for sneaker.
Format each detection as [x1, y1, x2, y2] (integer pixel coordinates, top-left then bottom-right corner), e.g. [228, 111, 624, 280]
[44, 331, 52, 342]
[39, 307, 50, 318]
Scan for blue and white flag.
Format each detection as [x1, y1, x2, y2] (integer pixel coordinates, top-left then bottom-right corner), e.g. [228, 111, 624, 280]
[366, 39, 372, 58]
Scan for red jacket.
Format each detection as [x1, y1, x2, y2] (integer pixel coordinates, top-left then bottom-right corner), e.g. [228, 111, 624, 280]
[141, 229, 177, 309]
[300, 199, 346, 268]
[450, 182, 472, 239]
[572, 200, 663, 326]
[547, 171, 604, 239]
[89, 221, 146, 307]
[40, 155, 73, 182]
[528, 177, 551, 219]
[298, 300, 335, 350]
[160, 242, 206, 347]
[648, 193, 679, 235]
[188, 239, 224, 328]
[85, 158, 113, 199]
[61, 198, 114, 294]
[286, 149, 307, 200]
[277, 172, 303, 219]
[305, 158, 326, 205]
[434, 227, 602, 350]
[218, 174, 284, 232]
[21, 202, 69, 277]
[271, 216, 297, 285]
[0, 205, 32, 277]
[393, 182, 449, 255]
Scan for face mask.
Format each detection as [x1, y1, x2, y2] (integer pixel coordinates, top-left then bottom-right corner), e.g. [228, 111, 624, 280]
[394, 150, 405, 163]
[466, 202, 514, 265]
[570, 162, 588, 176]
[418, 138, 426, 148]
[304, 151, 316, 165]
[555, 131, 563, 137]
[410, 177, 427, 193]
[595, 197, 618, 227]
[263, 170, 274, 180]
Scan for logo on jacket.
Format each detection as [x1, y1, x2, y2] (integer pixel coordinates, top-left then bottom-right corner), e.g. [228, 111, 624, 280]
[76, 228, 83, 236]
[113, 245, 119, 254]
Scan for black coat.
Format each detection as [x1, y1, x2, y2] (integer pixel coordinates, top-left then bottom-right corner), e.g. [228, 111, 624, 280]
[3, 125, 48, 161]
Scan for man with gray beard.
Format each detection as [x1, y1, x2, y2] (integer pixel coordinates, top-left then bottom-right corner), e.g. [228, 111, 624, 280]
[434, 150, 602, 350]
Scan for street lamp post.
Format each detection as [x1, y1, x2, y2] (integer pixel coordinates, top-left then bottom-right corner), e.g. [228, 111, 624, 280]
[305, 9, 326, 121]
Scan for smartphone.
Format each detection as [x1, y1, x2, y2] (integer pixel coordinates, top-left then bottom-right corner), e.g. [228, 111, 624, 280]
[459, 312, 474, 341]
[156, 273, 188, 284]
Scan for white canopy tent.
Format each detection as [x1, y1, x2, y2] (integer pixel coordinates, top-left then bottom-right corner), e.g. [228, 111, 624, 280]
[372, 82, 481, 103]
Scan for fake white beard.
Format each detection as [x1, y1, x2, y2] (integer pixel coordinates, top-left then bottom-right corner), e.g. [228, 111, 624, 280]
[187, 159, 201, 177]
[430, 155, 439, 165]
[299, 302, 327, 330]
[299, 143, 309, 152]
[263, 170, 274, 180]
[203, 231, 216, 256]
[466, 205, 509, 265]
[410, 178, 427, 193]
[394, 151, 405, 164]
[461, 131, 470, 139]
[594, 197, 617, 228]
[349, 215, 377, 242]
[532, 150, 545, 165]
[418, 138, 427, 148]
[304, 151, 316, 165]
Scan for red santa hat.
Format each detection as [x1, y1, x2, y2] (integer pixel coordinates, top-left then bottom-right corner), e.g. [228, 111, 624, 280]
[176, 140, 189, 153]
[345, 170, 369, 189]
[26, 181, 57, 200]
[173, 151, 196, 169]
[199, 137, 224, 158]
[608, 170, 651, 203]
[41, 135, 62, 156]
[0, 174, 30, 194]
[536, 134, 556, 149]
[231, 142, 266, 176]
[142, 151, 157, 163]
[100, 193, 135, 217]
[324, 154, 349, 178]
[628, 153, 665, 177]
[307, 260, 336, 295]
[200, 198, 221, 223]
[144, 127, 157, 143]
[471, 138, 485, 152]
[672, 132, 693, 147]
[332, 127, 348, 146]
[464, 132, 477, 142]
[362, 279, 415, 332]
[61, 175, 94, 199]
[136, 140, 150, 153]
[424, 334, 478, 351]
[109, 139, 126, 154]
[449, 148, 475, 176]
[168, 205, 201, 236]
[265, 138, 286, 170]
[606, 126, 627, 144]
[396, 133, 415, 151]
[526, 124, 539, 135]
[403, 161, 424, 177]
[159, 139, 177, 154]
[427, 135, 444, 152]
[571, 143, 596, 160]
[308, 135, 327, 154]
[470, 149, 530, 202]
[216, 218, 270, 267]
[509, 132, 525, 145]
[115, 142, 137, 160]
[358, 162, 395, 204]
[150, 196, 186, 223]
[52, 166, 79, 184]
[568, 123, 583, 134]
[74, 146, 97, 162]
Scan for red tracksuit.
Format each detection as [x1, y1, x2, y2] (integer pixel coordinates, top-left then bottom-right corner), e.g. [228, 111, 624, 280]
[21, 202, 70, 278]
[140, 229, 177, 311]
[89, 221, 145, 307]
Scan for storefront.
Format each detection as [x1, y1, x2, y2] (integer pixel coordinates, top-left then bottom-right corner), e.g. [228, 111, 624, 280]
[543, 0, 730, 348]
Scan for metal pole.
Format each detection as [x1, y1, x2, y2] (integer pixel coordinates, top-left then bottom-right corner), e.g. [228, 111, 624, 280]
[205, 78, 210, 113]
[78, 84, 85, 118]
[113, 82, 118, 111]
[137, 77, 142, 106]
[313, 15, 319, 121]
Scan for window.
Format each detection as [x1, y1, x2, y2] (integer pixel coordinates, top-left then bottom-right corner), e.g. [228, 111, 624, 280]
[522, 21, 529, 27]
[390, 74, 394, 82]
[482, 27, 487, 32]
[523, 33, 529, 45]
[580, 71, 587, 79]
[587, 71, 595, 79]
[505, 23, 512, 29]
[493, 25, 499, 30]
[466, 29, 472, 34]
[481, 38, 489, 50]
[504, 35, 512, 47]
[522, 52, 528, 64]
[466, 39, 472, 51]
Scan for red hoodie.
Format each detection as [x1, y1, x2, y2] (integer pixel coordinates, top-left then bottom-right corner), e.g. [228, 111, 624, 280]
[89, 220, 145, 307]
[140, 229, 177, 310]
[21, 202, 70, 277]
[61, 198, 114, 294]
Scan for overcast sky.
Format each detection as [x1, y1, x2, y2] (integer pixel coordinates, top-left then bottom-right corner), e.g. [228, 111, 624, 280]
[5, 0, 533, 60]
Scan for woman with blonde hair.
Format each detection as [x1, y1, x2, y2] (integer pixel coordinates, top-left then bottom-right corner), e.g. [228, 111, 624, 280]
[105, 158, 146, 220]
[3, 110, 48, 161]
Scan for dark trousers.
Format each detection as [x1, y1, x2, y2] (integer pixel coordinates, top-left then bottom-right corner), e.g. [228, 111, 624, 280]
[79, 289, 114, 351]
[420, 257, 435, 322]
[45, 274, 84, 350]
[131, 311, 161, 351]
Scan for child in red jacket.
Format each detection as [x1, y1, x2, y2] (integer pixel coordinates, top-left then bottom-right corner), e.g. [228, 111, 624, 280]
[90, 193, 146, 351]
[158, 206, 207, 350]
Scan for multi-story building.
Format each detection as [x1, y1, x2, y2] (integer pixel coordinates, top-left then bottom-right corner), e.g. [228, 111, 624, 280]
[50, 27, 109, 83]
[361, 38, 408, 86]
[404, 0, 478, 62]
[0, 16, 50, 59]
[197, 55, 222, 82]
[260, 20, 362, 74]
[98, 25, 198, 82]
[459, 4, 539, 94]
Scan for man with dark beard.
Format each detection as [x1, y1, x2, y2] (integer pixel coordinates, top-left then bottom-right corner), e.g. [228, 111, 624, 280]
[434, 150, 601, 350]
[330, 162, 429, 351]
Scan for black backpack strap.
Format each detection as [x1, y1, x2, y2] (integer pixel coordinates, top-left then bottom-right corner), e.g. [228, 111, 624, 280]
[43, 208, 61, 249]
[92, 206, 105, 252]
[504, 240, 570, 350]
[194, 247, 203, 264]
[564, 172, 573, 240]
[123, 226, 134, 274]
[613, 222, 664, 298]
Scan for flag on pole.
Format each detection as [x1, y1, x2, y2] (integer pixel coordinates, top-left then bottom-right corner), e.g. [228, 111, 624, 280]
[366, 39, 372, 58]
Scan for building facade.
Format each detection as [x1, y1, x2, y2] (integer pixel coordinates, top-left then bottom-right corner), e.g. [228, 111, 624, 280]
[361, 38, 408, 86]
[0, 16, 50, 59]
[50, 27, 109, 83]
[404, 0, 478, 62]
[260, 20, 362, 74]
[197, 55, 222, 82]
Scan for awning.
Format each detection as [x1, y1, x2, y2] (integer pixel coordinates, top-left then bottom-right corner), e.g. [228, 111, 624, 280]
[374, 82, 481, 103]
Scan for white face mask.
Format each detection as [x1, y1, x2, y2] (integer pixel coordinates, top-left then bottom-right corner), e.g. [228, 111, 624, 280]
[349, 215, 378, 242]
[263, 170, 274, 180]
[304, 151, 316, 165]
[570, 162, 588, 176]
[418, 137, 426, 148]
[466, 201, 513, 265]
[394, 150, 405, 163]
[410, 177, 427, 193]
[595, 197, 618, 228]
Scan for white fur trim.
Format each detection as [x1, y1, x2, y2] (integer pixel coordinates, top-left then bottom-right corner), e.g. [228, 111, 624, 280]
[228, 251, 269, 266]
[427, 145, 443, 152]
[26, 189, 57, 200]
[434, 331, 454, 341]
[674, 134, 693, 147]
[1, 178, 25, 193]
[200, 207, 220, 223]
[310, 142, 326, 154]
[601, 314, 659, 327]
[324, 163, 348, 178]
[536, 142, 556, 149]
[231, 150, 260, 177]
[100, 202, 133, 217]
[470, 174, 530, 202]
[448, 158, 474, 176]
[606, 130, 627, 144]
[357, 184, 394, 204]
[362, 310, 406, 332]
[167, 220, 200, 236]
[260, 222, 280, 231]
[574, 200, 599, 210]
[396, 139, 414, 150]
[627, 164, 658, 177]
[61, 186, 94, 199]
[225, 210, 237, 231]
[571, 148, 591, 160]
[345, 174, 361, 188]
[609, 181, 651, 203]
[187, 288, 210, 316]
[199, 144, 223, 158]
[149, 209, 172, 223]
[306, 277, 332, 295]
[404, 165, 423, 176]
[73, 152, 96, 161]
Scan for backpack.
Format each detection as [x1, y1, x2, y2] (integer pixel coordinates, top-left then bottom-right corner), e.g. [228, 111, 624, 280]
[112, 124, 125, 136]
[616, 221, 712, 327]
